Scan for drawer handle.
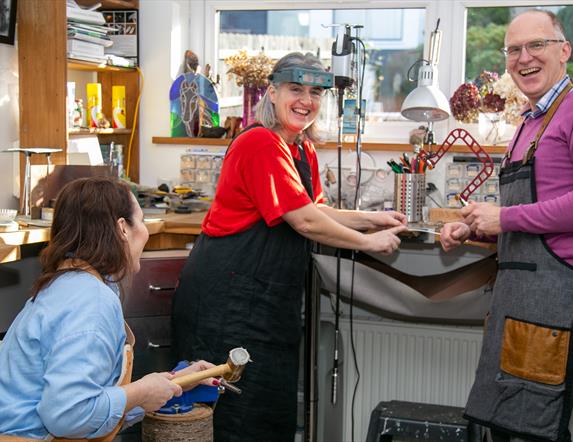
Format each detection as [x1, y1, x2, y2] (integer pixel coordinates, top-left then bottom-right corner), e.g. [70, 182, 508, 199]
[147, 340, 171, 349]
[148, 284, 176, 292]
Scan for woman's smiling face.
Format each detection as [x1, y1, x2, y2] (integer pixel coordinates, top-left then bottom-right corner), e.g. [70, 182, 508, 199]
[269, 82, 324, 144]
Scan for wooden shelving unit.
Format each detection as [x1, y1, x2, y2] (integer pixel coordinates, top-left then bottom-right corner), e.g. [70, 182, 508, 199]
[17, 0, 141, 182]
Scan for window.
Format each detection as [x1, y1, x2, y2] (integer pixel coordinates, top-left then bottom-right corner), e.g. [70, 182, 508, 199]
[465, 5, 573, 82]
[215, 8, 426, 140]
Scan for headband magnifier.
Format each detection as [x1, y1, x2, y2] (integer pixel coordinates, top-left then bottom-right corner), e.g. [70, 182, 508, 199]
[269, 67, 334, 89]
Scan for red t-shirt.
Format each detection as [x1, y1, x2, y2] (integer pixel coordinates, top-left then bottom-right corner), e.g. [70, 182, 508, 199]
[202, 126, 324, 237]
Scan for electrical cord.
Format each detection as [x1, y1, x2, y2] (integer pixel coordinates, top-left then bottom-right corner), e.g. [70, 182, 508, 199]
[349, 34, 366, 442]
[349, 253, 360, 442]
[352, 37, 367, 211]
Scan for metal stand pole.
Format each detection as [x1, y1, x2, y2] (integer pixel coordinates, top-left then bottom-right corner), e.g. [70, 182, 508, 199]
[304, 254, 321, 442]
[22, 152, 32, 217]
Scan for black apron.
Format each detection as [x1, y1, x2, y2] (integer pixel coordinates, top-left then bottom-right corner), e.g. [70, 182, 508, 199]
[172, 127, 314, 442]
[464, 84, 573, 442]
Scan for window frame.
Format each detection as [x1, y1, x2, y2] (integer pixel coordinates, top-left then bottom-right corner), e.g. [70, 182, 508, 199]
[189, 0, 572, 144]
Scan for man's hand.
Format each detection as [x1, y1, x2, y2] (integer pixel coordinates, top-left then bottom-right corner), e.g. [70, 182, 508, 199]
[439, 222, 471, 252]
[461, 202, 501, 236]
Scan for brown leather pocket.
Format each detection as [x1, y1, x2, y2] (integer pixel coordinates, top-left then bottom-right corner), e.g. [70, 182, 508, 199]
[501, 317, 570, 385]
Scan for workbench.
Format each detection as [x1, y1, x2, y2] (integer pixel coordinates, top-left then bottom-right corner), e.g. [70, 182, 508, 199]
[0, 212, 206, 264]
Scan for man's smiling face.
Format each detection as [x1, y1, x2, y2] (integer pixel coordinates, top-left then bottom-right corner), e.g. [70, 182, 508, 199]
[505, 11, 571, 108]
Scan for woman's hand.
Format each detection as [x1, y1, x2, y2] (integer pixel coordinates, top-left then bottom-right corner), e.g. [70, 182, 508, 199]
[439, 222, 471, 252]
[365, 225, 408, 254]
[365, 210, 408, 230]
[172, 360, 217, 390]
[127, 372, 182, 412]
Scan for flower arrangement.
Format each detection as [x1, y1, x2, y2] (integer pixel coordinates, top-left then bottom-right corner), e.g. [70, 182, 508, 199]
[450, 71, 528, 126]
[224, 49, 274, 88]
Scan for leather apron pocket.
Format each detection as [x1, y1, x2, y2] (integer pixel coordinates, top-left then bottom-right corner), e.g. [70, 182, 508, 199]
[492, 317, 571, 441]
[501, 317, 569, 385]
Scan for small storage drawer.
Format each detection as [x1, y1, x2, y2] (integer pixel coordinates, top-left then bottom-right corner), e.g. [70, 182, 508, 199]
[126, 315, 175, 379]
[123, 252, 188, 317]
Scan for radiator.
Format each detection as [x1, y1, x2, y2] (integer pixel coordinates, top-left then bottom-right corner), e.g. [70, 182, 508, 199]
[337, 318, 483, 442]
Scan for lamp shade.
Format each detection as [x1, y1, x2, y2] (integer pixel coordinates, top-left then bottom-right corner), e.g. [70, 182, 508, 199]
[401, 64, 450, 122]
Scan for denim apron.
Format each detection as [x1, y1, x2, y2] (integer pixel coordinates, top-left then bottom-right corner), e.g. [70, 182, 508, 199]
[172, 128, 314, 442]
[464, 84, 573, 442]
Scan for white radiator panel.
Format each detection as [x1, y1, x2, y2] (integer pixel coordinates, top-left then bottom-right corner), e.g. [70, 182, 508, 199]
[338, 318, 483, 442]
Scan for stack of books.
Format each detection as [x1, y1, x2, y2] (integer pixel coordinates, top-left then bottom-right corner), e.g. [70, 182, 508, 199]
[66, 0, 111, 63]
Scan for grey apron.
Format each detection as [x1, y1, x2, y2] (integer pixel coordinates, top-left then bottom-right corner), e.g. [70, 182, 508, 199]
[464, 84, 573, 442]
[172, 126, 314, 442]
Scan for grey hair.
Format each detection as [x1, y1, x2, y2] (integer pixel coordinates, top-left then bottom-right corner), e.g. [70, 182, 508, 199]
[255, 52, 326, 144]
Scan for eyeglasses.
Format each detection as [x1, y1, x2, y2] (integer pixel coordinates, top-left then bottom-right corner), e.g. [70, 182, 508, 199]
[500, 39, 565, 59]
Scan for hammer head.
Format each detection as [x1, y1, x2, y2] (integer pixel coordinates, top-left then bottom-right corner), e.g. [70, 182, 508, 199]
[224, 347, 251, 383]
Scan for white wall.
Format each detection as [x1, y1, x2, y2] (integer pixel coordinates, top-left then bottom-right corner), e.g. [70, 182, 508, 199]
[0, 43, 19, 210]
[138, 0, 199, 187]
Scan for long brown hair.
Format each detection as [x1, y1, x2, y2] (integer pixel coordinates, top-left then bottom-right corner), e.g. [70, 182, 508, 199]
[32, 177, 135, 298]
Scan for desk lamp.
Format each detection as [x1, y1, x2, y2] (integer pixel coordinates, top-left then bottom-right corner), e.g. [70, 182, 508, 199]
[401, 20, 450, 147]
[3, 147, 63, 217]
[400, 20, 493, 206]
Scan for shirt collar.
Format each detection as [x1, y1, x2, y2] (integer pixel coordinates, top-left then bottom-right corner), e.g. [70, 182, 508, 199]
[522, 75, 571, 119]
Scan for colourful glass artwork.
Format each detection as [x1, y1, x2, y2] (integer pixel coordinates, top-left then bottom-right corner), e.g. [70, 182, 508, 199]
[170, 73, 220, 137]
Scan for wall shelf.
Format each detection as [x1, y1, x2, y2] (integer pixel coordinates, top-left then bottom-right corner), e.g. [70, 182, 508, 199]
[68, 59, 137, 73]
[151, 136, 507, 154]
[69, 128, 133, 136]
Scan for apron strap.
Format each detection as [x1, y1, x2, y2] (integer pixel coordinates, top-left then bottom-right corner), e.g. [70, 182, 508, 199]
[0, 437, 45, 441]
[50, 322, 135, 442]
[522, 82, 573, 165]
[502, 82, 572, 168]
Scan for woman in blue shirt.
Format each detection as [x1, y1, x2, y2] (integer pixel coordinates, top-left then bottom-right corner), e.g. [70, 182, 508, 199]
[0, 177, 212, 440]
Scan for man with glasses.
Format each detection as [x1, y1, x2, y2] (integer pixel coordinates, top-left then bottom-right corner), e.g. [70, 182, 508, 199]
[439, 10, 573, 442]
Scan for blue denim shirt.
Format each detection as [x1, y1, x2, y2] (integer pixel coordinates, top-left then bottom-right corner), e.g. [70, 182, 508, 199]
[0, 271, 129, 439]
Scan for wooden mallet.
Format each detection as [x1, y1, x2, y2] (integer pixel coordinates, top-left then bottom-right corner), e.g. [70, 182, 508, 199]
[172, 347, 251, 389]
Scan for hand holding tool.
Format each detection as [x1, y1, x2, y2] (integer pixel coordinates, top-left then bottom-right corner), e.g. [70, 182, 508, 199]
[172, 347, 251, 389]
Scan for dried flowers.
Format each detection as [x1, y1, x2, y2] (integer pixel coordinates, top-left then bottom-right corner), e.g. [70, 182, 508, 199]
[450, 70, 527, 125]
[493, 72, 528, 126]
[224, 49, 274, 88]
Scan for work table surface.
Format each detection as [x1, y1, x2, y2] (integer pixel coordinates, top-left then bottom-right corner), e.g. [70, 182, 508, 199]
[0, 208, 494, 264]
[0, 212, 207, 264]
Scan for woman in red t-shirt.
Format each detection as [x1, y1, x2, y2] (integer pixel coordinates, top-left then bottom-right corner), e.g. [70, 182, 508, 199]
[172, 52, 407, 442]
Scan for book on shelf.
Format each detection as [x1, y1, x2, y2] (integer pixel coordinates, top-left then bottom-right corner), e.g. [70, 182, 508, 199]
[67, 52, 108, 65]
[68, 22, 110, 36]
[67, 38, 105, 58]
[68, 31, 113, 48]
[66, 1, 106, 25]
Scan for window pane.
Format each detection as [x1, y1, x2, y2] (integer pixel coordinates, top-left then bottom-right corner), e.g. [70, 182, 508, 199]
[217, 8, 426, 132]
[465, 5, 573, 82]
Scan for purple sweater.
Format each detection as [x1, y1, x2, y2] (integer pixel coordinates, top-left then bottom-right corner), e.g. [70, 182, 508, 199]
[500, 91, 573, 265]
